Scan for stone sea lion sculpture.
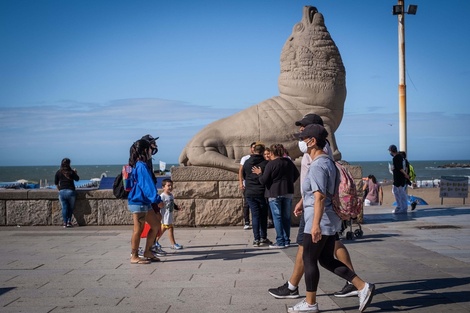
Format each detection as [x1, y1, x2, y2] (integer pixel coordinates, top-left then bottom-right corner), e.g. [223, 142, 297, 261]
[179, 6, 346, 173]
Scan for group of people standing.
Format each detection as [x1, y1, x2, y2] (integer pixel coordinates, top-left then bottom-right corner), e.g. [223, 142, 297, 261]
[241, 142, 300, 248]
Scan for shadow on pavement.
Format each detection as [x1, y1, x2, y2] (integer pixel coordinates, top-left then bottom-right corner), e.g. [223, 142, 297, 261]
[161, 247, 280, 262]
[370, 277, 470, 311]
[363, 207, 470, 225]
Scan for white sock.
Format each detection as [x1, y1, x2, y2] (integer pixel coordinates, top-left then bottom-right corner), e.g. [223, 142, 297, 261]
[288, 281, 297, 290]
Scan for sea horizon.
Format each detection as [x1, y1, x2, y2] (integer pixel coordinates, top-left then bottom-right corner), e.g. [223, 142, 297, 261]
[1, 159, 469, 186]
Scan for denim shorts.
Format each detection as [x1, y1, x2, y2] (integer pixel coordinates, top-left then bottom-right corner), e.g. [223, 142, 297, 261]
[128, 204, 151, 214]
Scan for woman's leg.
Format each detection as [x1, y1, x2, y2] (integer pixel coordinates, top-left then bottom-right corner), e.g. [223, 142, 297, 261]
[319, 236, 366, 291]
[302, 233, 328, 305]
[131, 212, 146, 262]
[269, 198, 284, 245]
[67, 190, 76, 224]
[58, 190, 68, 225]
[281, 197, 292, 244]
[144, 209, 159, 258]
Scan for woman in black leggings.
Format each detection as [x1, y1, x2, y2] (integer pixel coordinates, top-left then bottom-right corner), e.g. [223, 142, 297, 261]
[289, 124, 375, 313]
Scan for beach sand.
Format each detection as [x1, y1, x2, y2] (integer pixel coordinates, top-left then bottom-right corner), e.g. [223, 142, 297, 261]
[380, 185, 468, 207]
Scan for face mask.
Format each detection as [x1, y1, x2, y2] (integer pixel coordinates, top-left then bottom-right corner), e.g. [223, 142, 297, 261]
[298, 140, 308, 154]
[152, 147, 158, 155]
[390, 153, 394, 157]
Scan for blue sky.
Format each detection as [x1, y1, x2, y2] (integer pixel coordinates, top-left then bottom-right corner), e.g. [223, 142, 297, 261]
[1, 0, 469, 166]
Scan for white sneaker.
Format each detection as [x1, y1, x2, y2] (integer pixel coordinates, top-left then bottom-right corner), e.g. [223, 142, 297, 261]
[171, 243, 183, 250]
[392, 208, 407, 214]
[358, 283, 375, 312]
[269, 243, 286, 249]
[243, 224, 251, 230]
[287, 299, 319, 313]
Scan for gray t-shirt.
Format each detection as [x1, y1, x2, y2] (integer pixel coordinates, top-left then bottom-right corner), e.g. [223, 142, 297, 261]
[302, 154, 341, 236]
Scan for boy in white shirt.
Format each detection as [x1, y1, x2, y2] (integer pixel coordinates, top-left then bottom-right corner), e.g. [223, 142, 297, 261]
[155, 179, 183, 250]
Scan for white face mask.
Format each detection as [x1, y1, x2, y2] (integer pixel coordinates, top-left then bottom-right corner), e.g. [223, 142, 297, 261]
[298, 140, 308, 154]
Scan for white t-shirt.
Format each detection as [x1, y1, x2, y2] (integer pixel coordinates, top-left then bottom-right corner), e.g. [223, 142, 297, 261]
[160, 192, 175, 225]
[240, 154, 250, 165]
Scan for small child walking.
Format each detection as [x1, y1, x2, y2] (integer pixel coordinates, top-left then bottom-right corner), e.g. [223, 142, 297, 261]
[155, 179, 183, 250]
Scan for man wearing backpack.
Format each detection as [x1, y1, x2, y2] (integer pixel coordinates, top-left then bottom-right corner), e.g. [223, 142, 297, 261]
[389, 145, 410, 214]
[268, 114, 359, 300]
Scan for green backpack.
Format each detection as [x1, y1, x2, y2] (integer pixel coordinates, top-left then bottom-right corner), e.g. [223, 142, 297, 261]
[409, 163, 416, 182]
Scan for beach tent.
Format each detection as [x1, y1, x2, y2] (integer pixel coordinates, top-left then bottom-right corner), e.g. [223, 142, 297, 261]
[393, 195, 428, 206]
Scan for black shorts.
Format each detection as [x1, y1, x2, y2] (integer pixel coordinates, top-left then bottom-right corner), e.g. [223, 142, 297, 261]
[296, 213, 306, 245]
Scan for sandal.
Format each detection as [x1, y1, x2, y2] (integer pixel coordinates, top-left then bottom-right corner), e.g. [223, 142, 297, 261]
[144, 255, 161, 262]
[130, 258, 151, 264]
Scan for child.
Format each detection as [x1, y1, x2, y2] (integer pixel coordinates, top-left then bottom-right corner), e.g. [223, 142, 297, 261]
[155, 179, 183, 250]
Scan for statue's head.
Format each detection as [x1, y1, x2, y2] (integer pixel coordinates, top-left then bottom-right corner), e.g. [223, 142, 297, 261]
[278, 6, 346, 107]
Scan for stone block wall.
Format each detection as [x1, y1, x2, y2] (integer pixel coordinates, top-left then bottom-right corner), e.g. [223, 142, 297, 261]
[0, 163, 362, 227]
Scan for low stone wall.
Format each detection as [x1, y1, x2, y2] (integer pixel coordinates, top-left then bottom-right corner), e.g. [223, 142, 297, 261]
[0, 163, 362, 227]
[0, 189, 132, 226]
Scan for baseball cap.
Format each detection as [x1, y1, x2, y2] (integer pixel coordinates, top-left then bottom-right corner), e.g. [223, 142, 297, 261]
[388, 144, 398, 153]
[295, 124, 328, 140]
[141, 134, 159, 143]
[295, 113, 324, 127]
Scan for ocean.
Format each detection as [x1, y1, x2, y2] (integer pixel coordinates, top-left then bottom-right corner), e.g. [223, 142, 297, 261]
[0, 160, 469, 186]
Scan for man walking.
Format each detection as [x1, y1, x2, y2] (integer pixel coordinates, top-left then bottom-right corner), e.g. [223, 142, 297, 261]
[389, 144, 410, 214]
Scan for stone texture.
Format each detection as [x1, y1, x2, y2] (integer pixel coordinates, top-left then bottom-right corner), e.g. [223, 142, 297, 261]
[171, 166, 237, 181]
[179, 6, 346, 172]
[0, 190, 29, 200]
[173, 199, 196, 226]
[219, 181, 241, 198]
[194, 199, 243, 226]
[100, 199, 133, 225]
[173, 181, 218, 199]
[0, 200, 5, 225]
[6, 200, 50, 226]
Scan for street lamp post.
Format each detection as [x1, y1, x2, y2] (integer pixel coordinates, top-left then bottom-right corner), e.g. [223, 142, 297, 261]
[392, 0, 417, 155]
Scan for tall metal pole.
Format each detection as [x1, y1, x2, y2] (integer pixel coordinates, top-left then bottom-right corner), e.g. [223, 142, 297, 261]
[397, 0, 407, 153]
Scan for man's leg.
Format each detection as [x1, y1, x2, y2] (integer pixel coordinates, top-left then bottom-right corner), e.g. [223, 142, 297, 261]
[243, 190, 251, 229]
[333, 235, 359, 297]
[267, 213, 305, 298]
[397, 186, 408, 212]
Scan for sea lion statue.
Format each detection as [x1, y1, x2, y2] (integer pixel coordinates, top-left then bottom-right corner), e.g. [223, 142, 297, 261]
[179, 6, 346, 173]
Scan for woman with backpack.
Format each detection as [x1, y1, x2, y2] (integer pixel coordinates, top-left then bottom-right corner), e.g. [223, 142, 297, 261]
[288, 124, 375, 313]
[127, 139, 163, 264]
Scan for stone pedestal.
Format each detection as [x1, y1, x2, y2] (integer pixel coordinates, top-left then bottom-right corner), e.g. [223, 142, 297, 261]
[170, 166, 243, 227]
[170, 163, 363, 227]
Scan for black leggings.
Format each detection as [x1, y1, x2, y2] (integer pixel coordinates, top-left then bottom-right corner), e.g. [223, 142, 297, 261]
[303, 233, 357, 292]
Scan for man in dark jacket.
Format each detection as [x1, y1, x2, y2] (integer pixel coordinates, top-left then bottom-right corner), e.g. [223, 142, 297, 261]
[243, 143, 269, 247]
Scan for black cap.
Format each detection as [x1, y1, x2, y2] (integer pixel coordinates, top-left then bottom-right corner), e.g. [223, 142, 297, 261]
[141, 134, 159, 143]
[295, 124, 328, 140]
[388, 144, 398, 153]
[295, 113, 324, 127]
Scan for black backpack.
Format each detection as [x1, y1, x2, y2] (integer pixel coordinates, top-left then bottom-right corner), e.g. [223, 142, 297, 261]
[112, 173, 129, 199]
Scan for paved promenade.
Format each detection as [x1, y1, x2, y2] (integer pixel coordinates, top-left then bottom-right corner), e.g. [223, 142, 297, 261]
[1, 205, 469, 313]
